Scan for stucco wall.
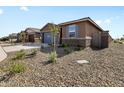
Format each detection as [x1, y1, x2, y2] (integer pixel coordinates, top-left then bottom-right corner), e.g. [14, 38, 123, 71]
[61, 21, 86, 39]
[85, 21, 103, 48]
[41, 24, 51, 32]
[85, 21, 102, 37]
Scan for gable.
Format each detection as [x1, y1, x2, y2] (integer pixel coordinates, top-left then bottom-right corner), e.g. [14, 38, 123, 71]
[25, 28, 40, 34]
[40, 23, 51, 32]
[85, 21, 102, 34]
[59, 17, 104, 32]
[40, 23, 58, 32]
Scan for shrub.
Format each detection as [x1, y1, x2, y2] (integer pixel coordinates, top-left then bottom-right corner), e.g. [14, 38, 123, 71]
[61, 43, 68, 48]
[49, 51, 57, 63]
[118, 41, 123, 44]
[120, 38, 124, 41]
[0, 36, 9, 41]
[77, 44, 82, 47]
[114, 40, 124, 44]
[74, 45, 84, 51]
[64, 47, 72, 54]
[114, 40, 118, 43]
[9, 62, 26, 74]
[12, 50, 26, 60]
[74, 47, 82, 51]
[30, 49, 37, 55]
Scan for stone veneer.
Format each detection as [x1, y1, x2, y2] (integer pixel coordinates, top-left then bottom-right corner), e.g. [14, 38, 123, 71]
[62, 38, 91, 47]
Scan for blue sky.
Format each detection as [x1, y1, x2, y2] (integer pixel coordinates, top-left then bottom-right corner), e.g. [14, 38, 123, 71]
[0, 6, 124, 39]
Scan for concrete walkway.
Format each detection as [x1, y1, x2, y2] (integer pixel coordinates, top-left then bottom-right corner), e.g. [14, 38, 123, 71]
[0, 46, 7, 62]
[3, 45, 41, 53]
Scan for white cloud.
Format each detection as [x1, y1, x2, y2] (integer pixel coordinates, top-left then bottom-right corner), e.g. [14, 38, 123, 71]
[95, 20, 102, 25]
[0, 9, 3, 14]
[20, 6, 29, 11]
[104, 19, 111, 24]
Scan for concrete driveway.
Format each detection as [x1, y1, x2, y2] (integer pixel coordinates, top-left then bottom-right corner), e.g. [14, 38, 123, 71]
[3, 45, 41, 53]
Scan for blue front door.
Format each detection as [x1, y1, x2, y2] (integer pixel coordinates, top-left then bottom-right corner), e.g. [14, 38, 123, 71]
[43, 32, 53, 44]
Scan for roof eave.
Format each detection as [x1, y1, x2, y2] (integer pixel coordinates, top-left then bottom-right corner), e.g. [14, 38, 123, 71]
[59, 17, 104, 32]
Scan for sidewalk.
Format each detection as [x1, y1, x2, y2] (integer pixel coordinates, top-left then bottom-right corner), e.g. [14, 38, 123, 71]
[3, 45, 40, 53]
[0, 46, 7, 62]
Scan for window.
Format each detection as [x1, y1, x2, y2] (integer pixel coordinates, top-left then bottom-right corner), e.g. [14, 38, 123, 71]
[68, 25, 76, 38]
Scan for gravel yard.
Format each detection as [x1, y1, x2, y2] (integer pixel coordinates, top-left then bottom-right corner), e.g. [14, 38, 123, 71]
[0, 43, 124, 87]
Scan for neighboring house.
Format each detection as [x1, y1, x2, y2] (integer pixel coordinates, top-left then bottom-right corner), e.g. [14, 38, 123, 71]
[25, 28, 41, 43]
[9, 33, 18, 43]
[40, 17, 113, 48]
[17, 28, 41, 43]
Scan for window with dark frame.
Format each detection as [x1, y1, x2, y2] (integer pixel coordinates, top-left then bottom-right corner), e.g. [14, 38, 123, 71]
[68, 24, 76, 38]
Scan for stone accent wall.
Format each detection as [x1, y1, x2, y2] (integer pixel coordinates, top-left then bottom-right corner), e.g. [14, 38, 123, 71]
[85, 38, 92, 47]
[62, 38, 88, 47]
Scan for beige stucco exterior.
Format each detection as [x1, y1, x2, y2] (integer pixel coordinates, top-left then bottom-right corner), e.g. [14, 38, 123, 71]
[60, 20, 103, 47]
[40, 17, 113, 48]
[61, 21, 86, 39]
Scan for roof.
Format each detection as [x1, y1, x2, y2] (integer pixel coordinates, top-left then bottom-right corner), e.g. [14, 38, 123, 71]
[25, 28, 41, 33]
[9, 33, 18, 37]
[58, 17, 104, 31]
[105, 30, 113, 40]
[40, 23, 58, 32]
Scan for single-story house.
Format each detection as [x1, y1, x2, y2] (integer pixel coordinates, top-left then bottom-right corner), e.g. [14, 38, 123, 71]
[40, 17, 113, 48]
[17, 28, 41, 43]
[24, 28, 41, 43]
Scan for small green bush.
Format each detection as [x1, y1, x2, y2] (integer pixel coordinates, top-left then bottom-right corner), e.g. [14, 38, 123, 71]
[49, 51, 57, 63]
[30, 49, 37, 55]
[74, 47, 82, 51]
[9, 63, 26, 74]
[61, 43, 68, 48]
[114, 40, 124, 44]
[75, 45, 84, 51]
[64, 47, 72, 54]
[120, 38, 124, 41]
[12, 50, 26, 60]
[118, 41, 123, 44]
[114, 40, 118, 43]
[77, 45, 82, 47]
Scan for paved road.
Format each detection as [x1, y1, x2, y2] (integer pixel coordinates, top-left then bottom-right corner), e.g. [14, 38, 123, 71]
[0, 46, 7, 62]
[3, 45, 41, 53]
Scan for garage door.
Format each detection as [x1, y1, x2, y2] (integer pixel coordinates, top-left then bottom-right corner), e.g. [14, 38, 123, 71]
[29, 35, 35, 42]
[43, 32, 53, 44]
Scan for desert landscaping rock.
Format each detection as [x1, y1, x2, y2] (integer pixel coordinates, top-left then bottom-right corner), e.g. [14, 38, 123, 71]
[0, 43, 124, 86]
